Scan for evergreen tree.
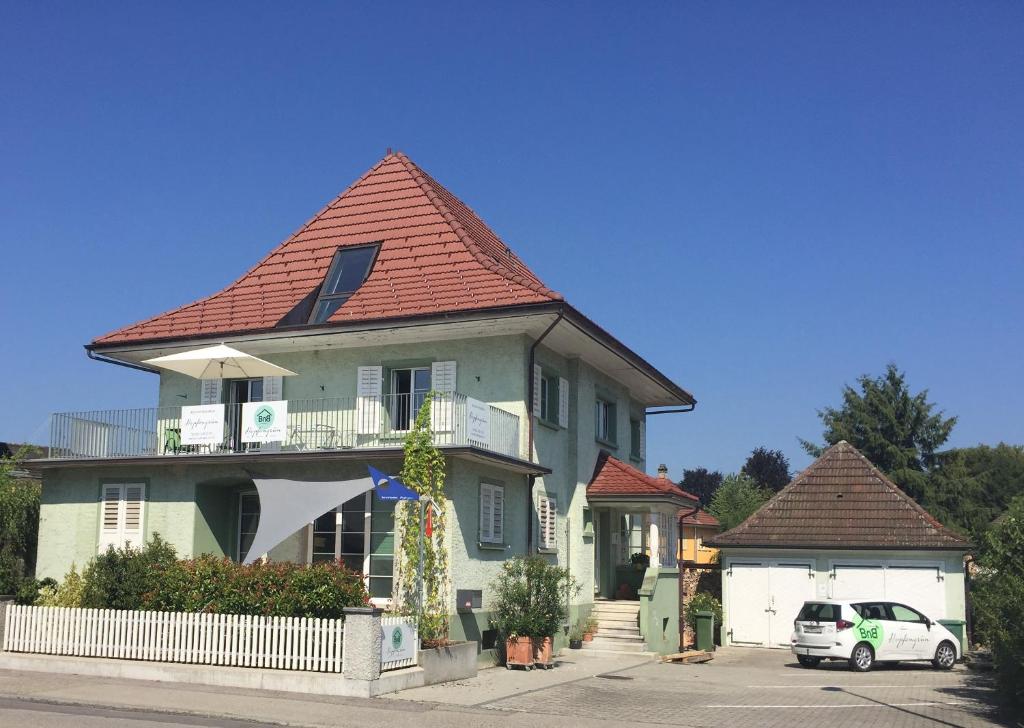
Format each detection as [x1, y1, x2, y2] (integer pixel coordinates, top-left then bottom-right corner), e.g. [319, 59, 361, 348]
[679, 467, 724, 506]
[741, 447, 791, 492]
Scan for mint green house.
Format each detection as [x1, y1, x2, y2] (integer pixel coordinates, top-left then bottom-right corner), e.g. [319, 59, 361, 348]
[32, 152, 696, 660]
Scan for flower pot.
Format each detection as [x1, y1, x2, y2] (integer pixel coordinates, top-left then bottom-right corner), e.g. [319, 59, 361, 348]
[532, 636, 553, 668]
[505, 636, 534, 670]
[582, 632, 593, 642]
[569, 638, 583, 649]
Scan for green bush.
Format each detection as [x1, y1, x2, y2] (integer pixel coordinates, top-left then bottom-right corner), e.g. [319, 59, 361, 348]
[141, 556, 369, 618]
[0, 550, 26, 596]
[36, 566, 85, 607]
[81, 535, 178, 610]
[684, 592, 722, 630]
[489, 556, 579, 640]
[973, 495, 1024, 715]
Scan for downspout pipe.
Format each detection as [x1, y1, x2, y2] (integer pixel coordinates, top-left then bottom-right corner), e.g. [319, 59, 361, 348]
[87, 348, 160, 374]
[677, 501, 702, 643]
[526, 307, 565, 551]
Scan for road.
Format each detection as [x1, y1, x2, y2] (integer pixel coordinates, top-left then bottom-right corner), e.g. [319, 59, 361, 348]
[0, 648, 1002, 727]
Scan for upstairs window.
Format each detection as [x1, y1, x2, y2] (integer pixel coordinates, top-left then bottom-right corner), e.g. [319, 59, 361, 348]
[629, 418, 642, 460]
[539, 372, 559, 425]
[595, 398, 616, 444]
[308, 244, 379, 324]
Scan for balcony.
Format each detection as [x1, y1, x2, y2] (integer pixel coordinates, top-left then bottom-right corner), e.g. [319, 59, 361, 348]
[46, 393, 527, 467]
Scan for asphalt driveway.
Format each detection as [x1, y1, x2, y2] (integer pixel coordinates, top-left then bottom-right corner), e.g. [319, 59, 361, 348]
[393, 647, 1001, 727]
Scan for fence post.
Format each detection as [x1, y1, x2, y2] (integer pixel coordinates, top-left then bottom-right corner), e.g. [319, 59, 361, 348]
[0, 598, 12, 651]
[342, 607, 383, 681]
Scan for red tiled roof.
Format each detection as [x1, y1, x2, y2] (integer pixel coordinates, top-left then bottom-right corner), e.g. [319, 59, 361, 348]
[679, 509, 720, 527]
[94, 152, 562, 345]
[587, 452, 699, 503]
[706, 441, 971, 550]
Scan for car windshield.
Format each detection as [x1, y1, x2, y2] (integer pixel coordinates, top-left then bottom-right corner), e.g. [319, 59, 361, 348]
[797, 603, 841, 621]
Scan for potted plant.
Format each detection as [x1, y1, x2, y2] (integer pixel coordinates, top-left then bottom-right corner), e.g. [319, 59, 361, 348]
[582, 616, 597, 641]
[526, 556, 579, 669]
[630, 552, 650, 571]
[490, 557, 537, 670]
[568, 623, 584, 649]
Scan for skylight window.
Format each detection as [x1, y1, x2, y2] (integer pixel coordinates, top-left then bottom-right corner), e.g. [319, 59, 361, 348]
[308, 244, 379, 324]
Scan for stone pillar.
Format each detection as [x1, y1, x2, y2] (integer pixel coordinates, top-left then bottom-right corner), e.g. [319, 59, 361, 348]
[343, 606, 383, 681]
[648, 514, 660, 568]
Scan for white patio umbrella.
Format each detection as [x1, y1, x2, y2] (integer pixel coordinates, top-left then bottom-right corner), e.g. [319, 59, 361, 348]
[142, 344, 297, 380]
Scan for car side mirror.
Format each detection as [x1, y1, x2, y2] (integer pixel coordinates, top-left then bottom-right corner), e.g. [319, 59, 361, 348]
[925, 620, 932, 630]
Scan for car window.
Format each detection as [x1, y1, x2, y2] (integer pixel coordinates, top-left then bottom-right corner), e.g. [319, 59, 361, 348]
[889, 603, 927, 623]
[852, 602, 890, 621]
[797, 603, 839, 621]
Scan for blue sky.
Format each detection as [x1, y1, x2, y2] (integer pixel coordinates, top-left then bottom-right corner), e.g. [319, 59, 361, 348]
[1, 2, 1021, 477]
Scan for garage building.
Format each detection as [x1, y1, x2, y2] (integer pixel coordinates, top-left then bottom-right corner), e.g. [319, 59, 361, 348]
[706, 441, 971, 648]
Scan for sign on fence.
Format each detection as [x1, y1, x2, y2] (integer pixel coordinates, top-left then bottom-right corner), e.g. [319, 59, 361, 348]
[380, 616, 417, 670]
[180, 404, 225, 445]
[241, 400, 288, 443]
[466, 397, 490, 446]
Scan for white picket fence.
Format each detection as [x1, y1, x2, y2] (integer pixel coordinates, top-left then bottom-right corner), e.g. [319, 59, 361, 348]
[380, 614, 418, 671]
[2, 605, 345, 673]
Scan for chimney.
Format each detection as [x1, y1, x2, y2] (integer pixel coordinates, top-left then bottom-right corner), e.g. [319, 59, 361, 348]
[657, 464, 669, 479]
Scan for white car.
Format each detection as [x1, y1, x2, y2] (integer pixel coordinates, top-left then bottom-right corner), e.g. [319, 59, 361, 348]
[790, 599, 960, 672]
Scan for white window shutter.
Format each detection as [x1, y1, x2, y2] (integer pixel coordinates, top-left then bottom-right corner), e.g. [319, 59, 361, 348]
[122, 484, 145, 548]
[430, 361, 457, 432]
[532, 365, 542, 417]
[558, 377, 569, 428]
[200, 379, 222, 405]
[492, 485, 504, 544]
[356, 366, 383, 435]
[539, 496, 557, 550]
[98, 485, 123, 553]
[479, 484, 493, 543]
[262, 376, 283, 402]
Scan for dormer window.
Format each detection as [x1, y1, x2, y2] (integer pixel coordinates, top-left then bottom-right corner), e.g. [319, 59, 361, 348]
[308, 244, 379, 324]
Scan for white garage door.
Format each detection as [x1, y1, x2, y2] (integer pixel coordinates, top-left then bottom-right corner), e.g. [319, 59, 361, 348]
[727, 560, 816, 648]
[831, 562, 946, 619]
[886, 566, 945, 619]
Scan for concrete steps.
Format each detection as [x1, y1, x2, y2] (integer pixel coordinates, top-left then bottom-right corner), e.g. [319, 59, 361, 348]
[583, 600, 645, 654]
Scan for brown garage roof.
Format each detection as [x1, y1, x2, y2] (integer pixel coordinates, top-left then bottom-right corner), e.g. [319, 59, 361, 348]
[705, 441, 970, 550]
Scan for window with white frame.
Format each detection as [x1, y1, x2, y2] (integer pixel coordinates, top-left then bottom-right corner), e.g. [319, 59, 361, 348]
[238, 491, 260, 562]
[307, 492, 396, 601]
[479, 482, 504, 544]
[595, 398, 616, 443]
[98, 483, 145, 552]
[389, 366, 431, 430]
[538, 496, 557, 550]
[618, 512, 644, 564]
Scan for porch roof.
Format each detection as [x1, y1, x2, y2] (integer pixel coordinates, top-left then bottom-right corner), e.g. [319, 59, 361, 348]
[586, 451, 698, 507]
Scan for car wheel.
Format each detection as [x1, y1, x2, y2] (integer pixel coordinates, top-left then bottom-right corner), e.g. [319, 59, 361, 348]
[933, 641, 956, 670]
[849, 642, 874, 672]
[797, 656, 821, 668]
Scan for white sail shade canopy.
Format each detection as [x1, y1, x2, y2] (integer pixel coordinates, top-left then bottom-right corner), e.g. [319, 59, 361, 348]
[142, 344, 297, 380]
[242, 475, 375, 564]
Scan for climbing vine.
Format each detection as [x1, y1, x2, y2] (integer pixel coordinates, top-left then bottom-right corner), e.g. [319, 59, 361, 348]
[395, 392, 450, 645]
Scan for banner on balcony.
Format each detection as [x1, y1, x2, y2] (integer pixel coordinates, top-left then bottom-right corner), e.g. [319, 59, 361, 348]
[241, 400, 288, 443]
[466, 397, 490, 446]
[180, 404, 225, 446]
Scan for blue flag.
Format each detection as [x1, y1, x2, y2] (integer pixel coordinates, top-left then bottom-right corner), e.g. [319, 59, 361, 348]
[368, 466, 419, 501]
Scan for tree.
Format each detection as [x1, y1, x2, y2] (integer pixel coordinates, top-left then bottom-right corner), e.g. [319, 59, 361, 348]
[679, 468, 724, 506]
[395, 393, 450, 646]
[972, 494, 1024, 715]
[920, 444, 1024, 541]
[741, 447, 791, 492]
[801, 364, 956, 502]
[0, 447, 41, 594]
[707, 474, 771, 531]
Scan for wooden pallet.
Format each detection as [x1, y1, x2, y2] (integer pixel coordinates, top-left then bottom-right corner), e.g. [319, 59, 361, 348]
[660, 650, 714, 664]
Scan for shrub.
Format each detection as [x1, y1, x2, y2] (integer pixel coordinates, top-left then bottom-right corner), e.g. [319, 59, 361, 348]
[684, 592, 722, 631]
[141, 556, 369, 619]
[973, 495, 1024, 715]
[36, 566, 85, 607]
[81, 535, 178, 610]
[0, 550, 25, 596]
[489, 556, 579, 640]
